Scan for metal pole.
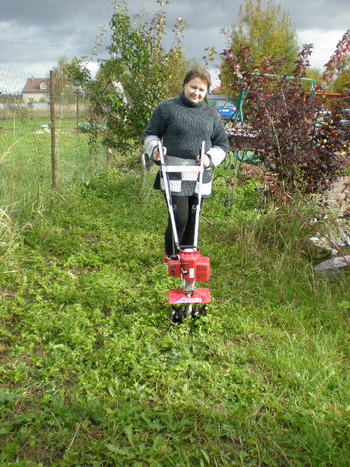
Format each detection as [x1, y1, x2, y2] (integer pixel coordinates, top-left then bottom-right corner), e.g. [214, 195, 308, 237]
[193, 141, 205, 248]
[159, 142, 180, 250]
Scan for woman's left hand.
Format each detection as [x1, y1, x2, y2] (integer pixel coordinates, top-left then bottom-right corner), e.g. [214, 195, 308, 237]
[196, 154, 210, 169]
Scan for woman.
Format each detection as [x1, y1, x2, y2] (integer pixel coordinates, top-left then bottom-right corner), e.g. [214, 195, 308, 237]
[144, 68, 229, 258]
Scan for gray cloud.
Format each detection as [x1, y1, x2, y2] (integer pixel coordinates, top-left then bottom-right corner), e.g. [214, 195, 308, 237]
[0, 0, 348, 76]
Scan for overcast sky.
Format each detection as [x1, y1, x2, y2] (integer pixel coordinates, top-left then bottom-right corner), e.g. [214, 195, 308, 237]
[0, 0, 349, 83]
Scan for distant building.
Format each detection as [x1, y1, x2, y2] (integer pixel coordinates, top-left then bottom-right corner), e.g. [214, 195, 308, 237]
[0, 68, 29, 95]
[22, 78, 50, 103]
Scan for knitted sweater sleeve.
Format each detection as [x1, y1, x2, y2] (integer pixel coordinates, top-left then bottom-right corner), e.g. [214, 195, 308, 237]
[206, 114, 230, 168]
[144, 102, 168, 160]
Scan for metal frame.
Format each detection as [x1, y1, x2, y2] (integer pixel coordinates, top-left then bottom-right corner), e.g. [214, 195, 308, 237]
[158, 141, 205, 251]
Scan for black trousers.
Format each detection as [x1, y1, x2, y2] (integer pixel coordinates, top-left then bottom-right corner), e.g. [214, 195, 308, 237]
[165, 195, 203, 256]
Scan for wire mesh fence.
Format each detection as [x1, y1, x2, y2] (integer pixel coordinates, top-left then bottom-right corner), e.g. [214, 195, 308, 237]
[0, 67, 106, 220]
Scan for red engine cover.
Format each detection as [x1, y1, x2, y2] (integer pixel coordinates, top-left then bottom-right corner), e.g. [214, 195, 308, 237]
[179, 250, 199, 283]
[195, 256, 210, 282]
[168, 260, 181, 277]
[167, 250, 210, 282]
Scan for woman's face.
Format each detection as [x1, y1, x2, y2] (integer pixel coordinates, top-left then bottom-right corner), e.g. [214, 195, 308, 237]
[183, 77, 208, 104]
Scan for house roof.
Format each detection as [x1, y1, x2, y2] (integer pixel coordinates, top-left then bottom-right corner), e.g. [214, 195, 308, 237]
[23, 78, 49, 93]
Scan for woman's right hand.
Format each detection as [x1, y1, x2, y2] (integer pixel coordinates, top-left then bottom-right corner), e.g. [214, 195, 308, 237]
[153, 146, 167, 161]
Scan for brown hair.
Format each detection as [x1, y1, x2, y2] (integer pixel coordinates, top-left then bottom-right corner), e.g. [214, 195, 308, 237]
[183, 68, 212, 90]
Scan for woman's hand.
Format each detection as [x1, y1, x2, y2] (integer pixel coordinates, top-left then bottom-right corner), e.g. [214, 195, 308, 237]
[153, 146, 167, 161]
[196, 154, 210, 169]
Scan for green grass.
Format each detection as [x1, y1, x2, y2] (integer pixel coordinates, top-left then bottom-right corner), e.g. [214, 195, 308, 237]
[0, 116, 105, 220]
[0, 127, 349, 466]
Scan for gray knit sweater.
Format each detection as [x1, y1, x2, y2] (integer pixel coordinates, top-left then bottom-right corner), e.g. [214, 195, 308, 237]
[144, 93, 229, 197]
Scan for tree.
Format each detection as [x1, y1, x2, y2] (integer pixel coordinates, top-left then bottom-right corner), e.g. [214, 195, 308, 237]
[296, 30, 350, 93]
[221, 42, 350, 195]
[87, 0, 188, 190]
[334, 69, 350, 93]
[333, 51, 350, 93]
[321, 30, 350, 92]
[52, 56, 78, 104]
[65, 57, 92, 92]
[221, 0, 299, 86]
[304, 68, 323, 89]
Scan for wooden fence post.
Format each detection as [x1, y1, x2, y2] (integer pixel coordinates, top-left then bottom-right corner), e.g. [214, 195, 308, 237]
[50, 70, 57, 189]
